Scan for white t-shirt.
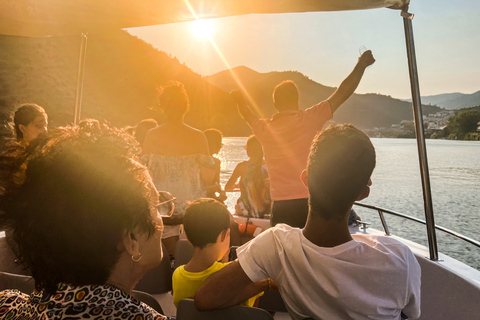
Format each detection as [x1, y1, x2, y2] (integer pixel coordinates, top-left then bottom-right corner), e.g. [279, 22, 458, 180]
[237, 224, 421, 320]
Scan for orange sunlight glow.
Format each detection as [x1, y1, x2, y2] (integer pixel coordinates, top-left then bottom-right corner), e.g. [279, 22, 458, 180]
[207, 39, 265, 118]
[182, 0, 264, 116]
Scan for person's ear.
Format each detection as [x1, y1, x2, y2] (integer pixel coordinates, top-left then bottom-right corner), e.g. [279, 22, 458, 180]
[301, 169, 308, 188]
[220, 228, 231, 242]
[18, 124, 27, 137]
[356, 185, 370, 201]
[122, 231, 140, 257]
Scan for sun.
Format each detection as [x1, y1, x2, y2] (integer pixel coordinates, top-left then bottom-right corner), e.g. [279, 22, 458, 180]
[191, 19, 215, 39]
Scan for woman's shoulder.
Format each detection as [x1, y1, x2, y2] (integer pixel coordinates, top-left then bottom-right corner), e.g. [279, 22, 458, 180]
[142, 153, 214, 168]
[142, 153, 199, 162]
[236, 161, 248, 169]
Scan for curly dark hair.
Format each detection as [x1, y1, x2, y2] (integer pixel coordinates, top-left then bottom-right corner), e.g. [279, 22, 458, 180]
[0, 119, 157, 294]
[307, 124, 376, 221]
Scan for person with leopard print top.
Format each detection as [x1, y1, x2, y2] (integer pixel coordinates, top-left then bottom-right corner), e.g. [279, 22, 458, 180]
[0, 120, 173, 319]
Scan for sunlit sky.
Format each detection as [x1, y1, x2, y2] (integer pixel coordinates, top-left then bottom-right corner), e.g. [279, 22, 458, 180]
[128, 0, 480, 100]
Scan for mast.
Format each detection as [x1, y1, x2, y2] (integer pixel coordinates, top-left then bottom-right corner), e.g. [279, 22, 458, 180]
[402, 7, 439, 261]
[74, 33, 88, 125]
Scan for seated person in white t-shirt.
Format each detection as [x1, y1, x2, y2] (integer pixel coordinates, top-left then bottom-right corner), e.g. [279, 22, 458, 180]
[195, 124, 421, 320]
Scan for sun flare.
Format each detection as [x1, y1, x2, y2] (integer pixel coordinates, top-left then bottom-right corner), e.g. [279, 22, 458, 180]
[191, 19, 214, 39]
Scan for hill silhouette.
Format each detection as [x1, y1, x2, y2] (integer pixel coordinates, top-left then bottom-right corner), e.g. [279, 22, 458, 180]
[1, 31, 441, 141]
[0, 30, 250, 139]
[206, 66, 441, 129]
[407, 91, 480, 110]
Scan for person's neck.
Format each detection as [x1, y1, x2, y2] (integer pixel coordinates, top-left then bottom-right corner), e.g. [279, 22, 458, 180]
[248, 157, 263, 165]
[106, 254, 143, 294]
[302, 210, 353, 248]
[185, 245, 225, 273]
[164, 117, 185, 125]
[275, 105, 299, 113]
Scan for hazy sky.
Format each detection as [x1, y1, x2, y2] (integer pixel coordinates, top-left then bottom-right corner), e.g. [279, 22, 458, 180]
[128, 0, 480, 99]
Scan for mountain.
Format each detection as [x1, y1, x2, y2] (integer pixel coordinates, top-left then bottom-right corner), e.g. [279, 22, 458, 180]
[407, 91, 480, 110]
[0, 31, 442, 140]
[206, 66, 441, 129]
[0, 30, 251, 139]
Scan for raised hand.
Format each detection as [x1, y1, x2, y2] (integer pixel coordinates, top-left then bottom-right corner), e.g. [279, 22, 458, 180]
[230, 90, 245, 105]
[358, 50, 375, 68]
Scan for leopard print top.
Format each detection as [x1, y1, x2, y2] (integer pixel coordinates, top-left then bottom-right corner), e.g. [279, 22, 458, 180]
[0, 284, 169, 319]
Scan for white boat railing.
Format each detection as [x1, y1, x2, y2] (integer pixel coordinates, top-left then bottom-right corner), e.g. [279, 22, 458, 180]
[353, 202, 480, 249]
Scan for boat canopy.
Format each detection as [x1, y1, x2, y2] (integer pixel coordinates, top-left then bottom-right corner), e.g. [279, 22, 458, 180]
[0, 0, 409, 37]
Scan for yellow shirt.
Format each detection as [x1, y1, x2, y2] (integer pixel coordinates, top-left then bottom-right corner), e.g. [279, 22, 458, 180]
[172, 261, 263, 307]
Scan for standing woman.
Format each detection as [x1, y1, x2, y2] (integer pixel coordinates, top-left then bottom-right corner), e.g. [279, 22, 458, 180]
[142, 81, 215, 257]
[1, 104, 48, 256]
[14, 103, 48, 146]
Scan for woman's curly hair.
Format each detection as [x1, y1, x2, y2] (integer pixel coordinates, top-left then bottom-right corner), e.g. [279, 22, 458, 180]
[0, 119, 157, 294]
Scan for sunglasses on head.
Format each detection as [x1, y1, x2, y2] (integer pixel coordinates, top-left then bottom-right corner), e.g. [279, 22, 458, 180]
[157, 191, 176, 217]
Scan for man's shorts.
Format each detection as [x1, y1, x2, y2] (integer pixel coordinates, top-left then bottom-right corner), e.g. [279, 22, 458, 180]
[271, 198, 309, 228]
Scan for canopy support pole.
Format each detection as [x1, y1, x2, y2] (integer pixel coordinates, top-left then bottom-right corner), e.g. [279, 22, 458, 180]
[403, 13, 439, 261]
[74, 33, 88, 125]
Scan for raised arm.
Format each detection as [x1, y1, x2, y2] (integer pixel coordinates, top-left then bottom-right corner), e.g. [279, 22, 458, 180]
[225, 162, 246, 192]
[197, 132, 217, 189]
[194, 260, 268, 310]
[327, 50, 375, 113]
[231, 91, 259, 127]
[141, 130, 155, 155]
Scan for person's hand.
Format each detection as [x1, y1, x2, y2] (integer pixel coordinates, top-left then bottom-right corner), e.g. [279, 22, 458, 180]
[268, 278, 279, 292]
[218, 190, 228, 202]
[358, 50, 375, 68]
[230, 90, 245, 105]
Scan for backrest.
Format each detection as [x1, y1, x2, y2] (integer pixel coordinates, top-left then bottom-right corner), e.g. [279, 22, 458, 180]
[131, 290, 164, 314]
[176, 299, 274, 320]
[174, 239, 194, 270]
[0, 271, 35, 293]
[0, 233, 30, 276]
[134, 242, 172, 294]
[414, 254, 480, 319]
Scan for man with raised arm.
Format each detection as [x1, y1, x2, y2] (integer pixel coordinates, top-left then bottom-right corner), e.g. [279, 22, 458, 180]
[195, 124, 421, 320]
[231, 51, 375, 227]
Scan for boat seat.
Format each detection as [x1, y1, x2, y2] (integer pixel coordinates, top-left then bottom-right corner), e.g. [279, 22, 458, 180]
[174, 239, 194, 270]
[0, 271, 35, 293]
[134, 242, 172, 294]
[131, 290, 164, 314]
[0, 234, 30, 276]
[176, 299, 274, 320]
[257, 290, 288, 313]
[414, 254, 480, 320]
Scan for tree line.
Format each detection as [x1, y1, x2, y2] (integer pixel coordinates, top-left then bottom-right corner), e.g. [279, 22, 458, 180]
[431, 108, 480, 140]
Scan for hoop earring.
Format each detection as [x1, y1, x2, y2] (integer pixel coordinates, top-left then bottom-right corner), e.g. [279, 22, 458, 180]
[132, 253, 142, 262]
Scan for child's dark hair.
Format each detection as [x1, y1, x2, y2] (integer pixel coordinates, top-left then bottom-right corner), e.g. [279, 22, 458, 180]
[204, 128, 223, 155]
[183, 198, 231, 248]
[246, 135, 263, 160]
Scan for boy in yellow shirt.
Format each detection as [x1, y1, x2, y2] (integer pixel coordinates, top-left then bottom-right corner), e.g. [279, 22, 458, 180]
[172, 198, 272, 307]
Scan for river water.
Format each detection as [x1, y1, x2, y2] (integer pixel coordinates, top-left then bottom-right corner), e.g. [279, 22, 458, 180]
[217, 137, 480, 270]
